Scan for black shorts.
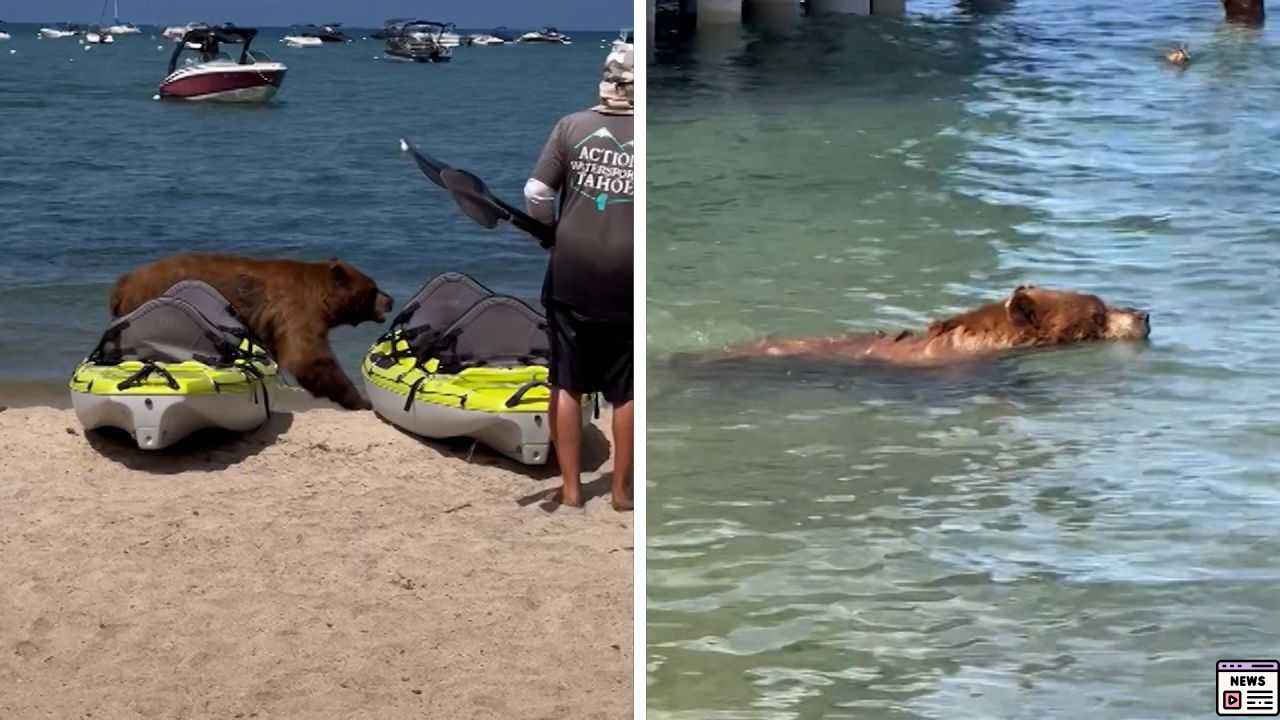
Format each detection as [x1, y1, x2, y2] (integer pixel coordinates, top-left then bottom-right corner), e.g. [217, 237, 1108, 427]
[546, 302, 632, 405]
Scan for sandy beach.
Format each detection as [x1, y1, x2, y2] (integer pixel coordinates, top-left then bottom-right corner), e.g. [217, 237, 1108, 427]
[0, 401, 632, 719]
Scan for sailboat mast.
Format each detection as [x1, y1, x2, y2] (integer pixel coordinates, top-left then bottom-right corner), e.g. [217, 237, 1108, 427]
[114, 0, 119, 23]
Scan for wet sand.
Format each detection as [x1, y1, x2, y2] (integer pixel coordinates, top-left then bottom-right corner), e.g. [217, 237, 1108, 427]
[0, 402, 632, 719]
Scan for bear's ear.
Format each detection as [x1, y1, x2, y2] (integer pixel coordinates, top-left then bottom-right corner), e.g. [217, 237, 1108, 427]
[1006, 286, 1038, 329]
[329, 261, 351, 287]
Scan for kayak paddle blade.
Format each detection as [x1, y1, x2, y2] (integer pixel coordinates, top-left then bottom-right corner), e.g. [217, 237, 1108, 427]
[441, 168, 508, 229]
[400, 138, 451, 189]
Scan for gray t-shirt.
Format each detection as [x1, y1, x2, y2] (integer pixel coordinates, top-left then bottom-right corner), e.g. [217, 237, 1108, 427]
[531, 109, 634, 322]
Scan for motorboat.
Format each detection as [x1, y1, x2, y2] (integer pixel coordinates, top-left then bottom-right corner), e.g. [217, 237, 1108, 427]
[39, 24, 82, 39]
[516, 27, 572, 44]
[383, 21, 453, 63]
[70, 281, 278, 451]
[468, 33, 507, 46]
[158, 25, 287, 103]
[282, 34, 323, 48]
[304, 23, 349, 42]
[163, 23, 206, 40]
[0, 22, 10, 41]
[84, 28, 116, 44]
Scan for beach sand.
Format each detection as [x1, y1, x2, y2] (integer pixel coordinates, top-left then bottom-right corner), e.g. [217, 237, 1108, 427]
[0, 401, 632, 719]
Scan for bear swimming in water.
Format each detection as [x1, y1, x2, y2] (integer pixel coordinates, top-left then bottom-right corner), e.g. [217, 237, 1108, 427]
[719, 286, 1150, 366]
[110, 253, 394, 411]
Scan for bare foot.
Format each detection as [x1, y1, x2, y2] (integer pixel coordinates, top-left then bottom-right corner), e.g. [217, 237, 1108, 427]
[611, 479, 633, 512]
[540, 486, 584, 513]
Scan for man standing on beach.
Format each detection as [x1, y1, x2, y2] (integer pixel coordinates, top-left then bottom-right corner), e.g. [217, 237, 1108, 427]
[525, 40, 634, 511]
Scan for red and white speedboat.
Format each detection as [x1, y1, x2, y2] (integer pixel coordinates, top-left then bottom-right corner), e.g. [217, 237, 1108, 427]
[159, 26, 286, 103]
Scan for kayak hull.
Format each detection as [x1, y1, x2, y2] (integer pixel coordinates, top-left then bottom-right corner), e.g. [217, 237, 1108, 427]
[366, 379, 561, 464]
[71, 387, 271, 450]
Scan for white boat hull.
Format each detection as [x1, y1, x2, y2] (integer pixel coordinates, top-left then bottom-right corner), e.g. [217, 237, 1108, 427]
[366, 378, 589, 465]
[159, 61, 287, 102]
[40, 29, 78, 39]
[72, 389, 270, 450]
[282, 35, 323, 48]
[0, 32, 10, 41]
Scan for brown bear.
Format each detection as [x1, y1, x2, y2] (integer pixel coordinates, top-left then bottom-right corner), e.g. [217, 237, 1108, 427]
[718, 286, 1149, 366]
[110, 253, 394, 411]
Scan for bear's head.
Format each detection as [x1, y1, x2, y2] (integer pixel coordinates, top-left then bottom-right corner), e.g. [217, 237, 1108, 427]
[929, 285, 1149, 348]
[325, 260, 394, 328]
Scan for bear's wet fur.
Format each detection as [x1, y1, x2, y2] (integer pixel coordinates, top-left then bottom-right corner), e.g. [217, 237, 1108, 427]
[110, 253, 394, 410]
[719, 286, 1149, 366]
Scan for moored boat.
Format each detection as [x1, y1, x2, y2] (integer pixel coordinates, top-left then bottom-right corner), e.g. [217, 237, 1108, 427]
[516, 26, 572, 44]
[468, 33, 507, 46]
[163, 22, 206, 40]
[158, 25, 287, 102]
[39, 24, 81, 39]
[282, 34, 323, 48]
[383, 20, 453, 63]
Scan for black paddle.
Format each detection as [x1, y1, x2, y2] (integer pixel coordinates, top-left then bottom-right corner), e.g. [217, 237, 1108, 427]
[399, 138, 556, 249]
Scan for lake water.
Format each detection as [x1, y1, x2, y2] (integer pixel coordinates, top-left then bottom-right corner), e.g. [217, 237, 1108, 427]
[647, 1, 1280, 717]
[0, 25, 619, 402]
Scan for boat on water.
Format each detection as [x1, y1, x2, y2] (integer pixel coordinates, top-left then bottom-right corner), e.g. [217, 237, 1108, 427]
[84, 28, 115, 44]
[158, 25, 287, 103]
[163, 22, 206, 40]
[516, 26, 572, 44]
[103, 0, 140, 34]
[39, 24, 82, 39]
[0, 22, 10, 41]
[282, 34, 323, 48]
[384, 20, 453, 63]
[303, 23, 349, 42]
[468, 33, 507, 46]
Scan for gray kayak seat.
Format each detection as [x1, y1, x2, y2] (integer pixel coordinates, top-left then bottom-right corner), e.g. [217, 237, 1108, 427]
[386, 271, 494, 343]
[91, 283, 257, 367]
[377, 271, 550, 372]
[429, 295, 551, 373]
[160, 280, 249, 339]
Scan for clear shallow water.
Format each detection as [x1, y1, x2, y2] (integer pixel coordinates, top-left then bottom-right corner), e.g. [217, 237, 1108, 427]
[648, 1, 1280, 717]
[0, 25, 619, 397]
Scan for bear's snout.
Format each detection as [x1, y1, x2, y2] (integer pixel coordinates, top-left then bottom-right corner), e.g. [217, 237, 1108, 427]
[373, 291, 394, 323]
[1106, 307, 1150, 340]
